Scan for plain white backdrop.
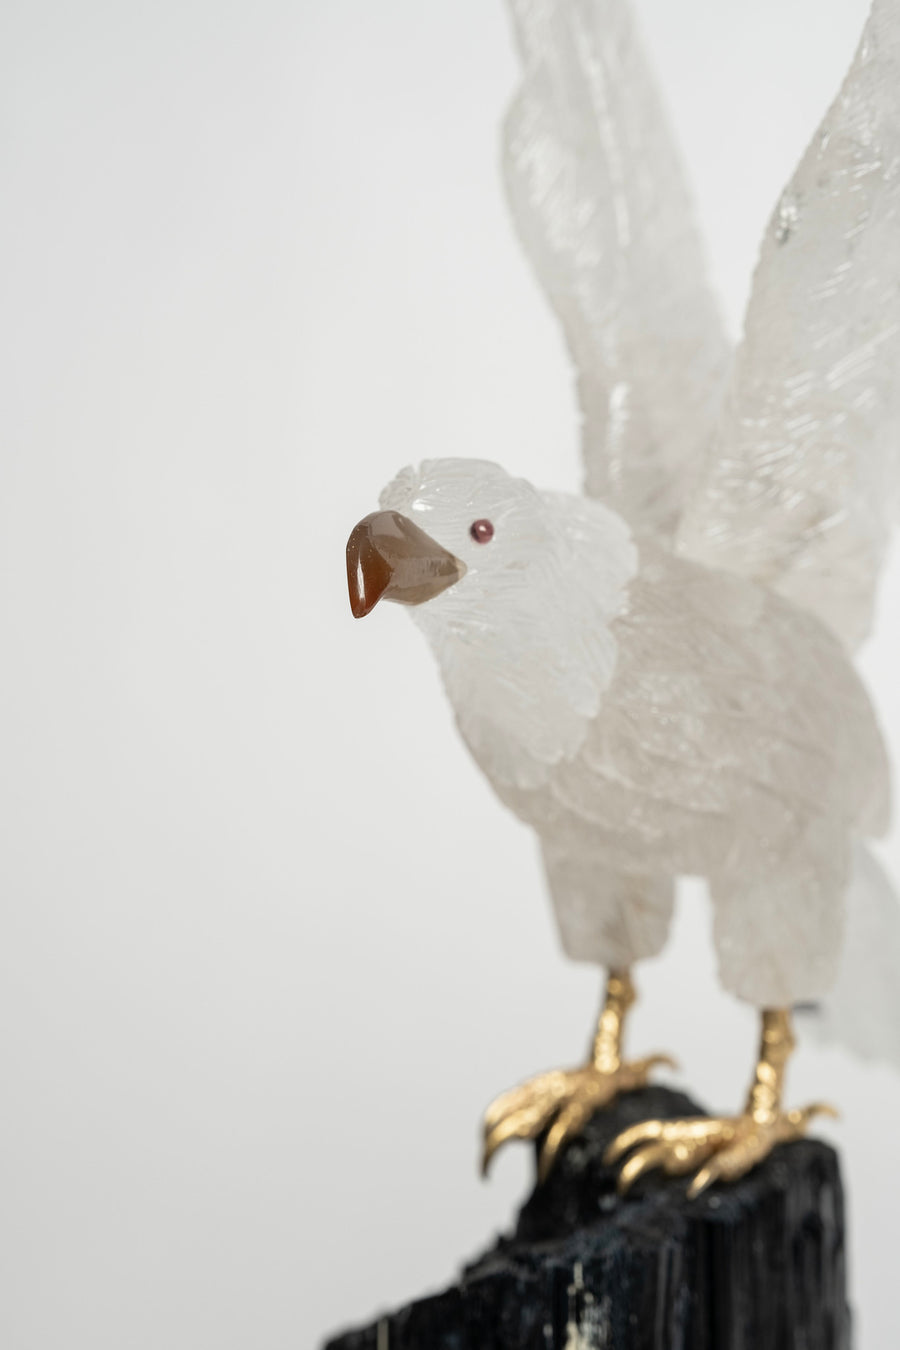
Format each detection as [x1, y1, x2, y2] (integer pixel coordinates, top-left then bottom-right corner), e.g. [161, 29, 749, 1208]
[3, 0, 900, 1346]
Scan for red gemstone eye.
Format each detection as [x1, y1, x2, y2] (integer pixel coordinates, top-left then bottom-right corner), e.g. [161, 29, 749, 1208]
[470, 519, 494, 544]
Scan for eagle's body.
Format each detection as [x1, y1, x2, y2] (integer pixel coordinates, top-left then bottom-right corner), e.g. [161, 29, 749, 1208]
[348, 0, 900, 1188]
[537, 541, 887, 854]
[379, 465, 889, 1010]
[520, 540, 888, 1007]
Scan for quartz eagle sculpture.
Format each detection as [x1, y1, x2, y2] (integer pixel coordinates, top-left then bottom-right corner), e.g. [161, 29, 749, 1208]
[346, 0, 900, 1195]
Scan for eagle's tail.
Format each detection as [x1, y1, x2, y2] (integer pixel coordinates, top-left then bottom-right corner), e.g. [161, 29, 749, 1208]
[798, 843, 900, 1069]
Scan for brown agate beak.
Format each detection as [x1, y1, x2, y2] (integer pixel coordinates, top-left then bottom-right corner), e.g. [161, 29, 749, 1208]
[346, 511, 466, 618]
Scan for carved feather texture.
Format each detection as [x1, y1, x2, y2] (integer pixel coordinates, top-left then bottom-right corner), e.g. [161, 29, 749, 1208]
[379, 460, 889, 1006]
[501, 538, 889, 1003]
[369, 0, 900, 1036]
[678, 0, 900, 649]
[503, 0, 730, 538]
[379, 460, 637, 791]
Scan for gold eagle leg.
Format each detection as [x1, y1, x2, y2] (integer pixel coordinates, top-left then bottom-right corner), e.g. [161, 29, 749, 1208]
[606, 1008, 837, 1197]
[482, 969, 676, 1181]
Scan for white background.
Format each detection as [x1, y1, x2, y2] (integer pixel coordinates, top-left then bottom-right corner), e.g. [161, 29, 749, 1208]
[3, 0, 900, 1346]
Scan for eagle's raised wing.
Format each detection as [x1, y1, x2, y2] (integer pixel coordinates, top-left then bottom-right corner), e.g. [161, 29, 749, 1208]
[504, 0, 729, 539]
[678, 0, 900, 650]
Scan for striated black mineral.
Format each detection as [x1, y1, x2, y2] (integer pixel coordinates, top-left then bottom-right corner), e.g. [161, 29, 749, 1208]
[323, 1086, 850, 1350]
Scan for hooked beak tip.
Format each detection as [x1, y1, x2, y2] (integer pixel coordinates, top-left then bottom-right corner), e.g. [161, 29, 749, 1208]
[345, 510, 465, 617]
[346, 517, 393, 618]
[348, 583, 377, 619]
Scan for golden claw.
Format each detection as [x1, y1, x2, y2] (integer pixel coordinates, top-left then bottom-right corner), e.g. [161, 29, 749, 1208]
[481, 1053, 676, 1180]
[606, 1102, 838, 1198]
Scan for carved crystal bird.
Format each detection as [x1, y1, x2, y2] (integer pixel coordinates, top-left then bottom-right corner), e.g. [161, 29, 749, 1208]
[346, 0, 900, 1195]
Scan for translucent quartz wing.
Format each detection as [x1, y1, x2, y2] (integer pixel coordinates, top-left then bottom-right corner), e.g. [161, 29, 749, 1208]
[678, 0, 900, 649]
[503, 0, 729, 538]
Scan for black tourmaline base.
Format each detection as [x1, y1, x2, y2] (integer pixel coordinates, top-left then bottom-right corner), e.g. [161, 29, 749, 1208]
[324, 1086, 850, 1350]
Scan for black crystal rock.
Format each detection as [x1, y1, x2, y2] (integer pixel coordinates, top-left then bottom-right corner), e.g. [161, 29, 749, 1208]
[324, 1086, 850, 1350]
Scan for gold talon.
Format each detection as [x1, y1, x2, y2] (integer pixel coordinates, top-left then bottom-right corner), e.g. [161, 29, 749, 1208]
[483, 1103, 554, 1174]
[483, 1090, 558, 1177]
[608, 1008, 835, 1197]
[481, 968, 675, 1180]
[536, 1132, 565, 1184]
[635, 1053, 679, 1075]
[482, 1071, 568, 1131]
[537, 1098, 596, 1181]
[687, 1164, 718, 1199]
[618, 1142, 673, 1193]
[787, 1102, 839, 1129]
[603, 1118, 665, 1165]
[613, 1118, 726, 1190]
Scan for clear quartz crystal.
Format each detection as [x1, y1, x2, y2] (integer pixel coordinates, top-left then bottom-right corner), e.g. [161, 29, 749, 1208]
[361, 0, 900, 1061]
[378, 461, 888, 1008]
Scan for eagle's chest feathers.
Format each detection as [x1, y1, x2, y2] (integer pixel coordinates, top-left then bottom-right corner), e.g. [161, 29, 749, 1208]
[421, 496, 638, 793]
